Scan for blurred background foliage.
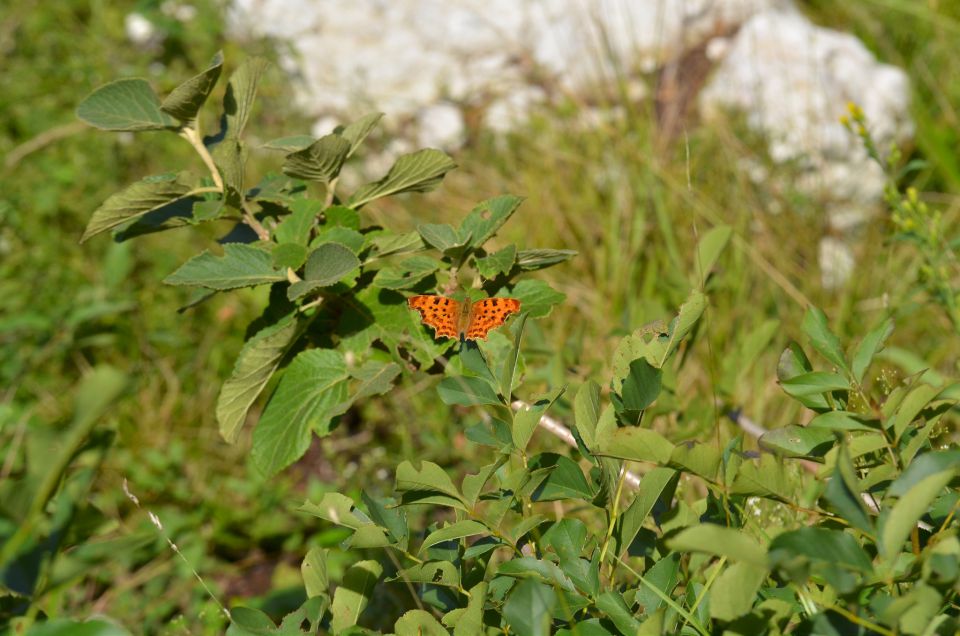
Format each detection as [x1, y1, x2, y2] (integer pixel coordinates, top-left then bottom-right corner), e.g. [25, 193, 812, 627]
[2, 0, 960, 633]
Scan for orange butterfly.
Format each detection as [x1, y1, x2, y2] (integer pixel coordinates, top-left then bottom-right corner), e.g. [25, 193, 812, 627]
[408, 295, 521, 341]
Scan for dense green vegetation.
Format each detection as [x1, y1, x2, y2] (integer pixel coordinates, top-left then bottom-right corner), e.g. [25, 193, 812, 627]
[3, 2, 960, 635]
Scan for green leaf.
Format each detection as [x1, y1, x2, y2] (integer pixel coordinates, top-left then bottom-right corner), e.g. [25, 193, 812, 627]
[369, 230, 425, 259]
[807, 411, 878, 432]
[668, 525, 767, 567]
[662, 290, 706, 365]
[76, 78, 181, 131]
[338, 112, 384, 157]
[888, 384, 940, 442]
[251, 349, 350, 475]
[498, 558, 576, 592]
[330, 560, 382, 633]
[274, 199, 321, 245]
[24, 619, 133, 636]
[510, 279, 565, 319]
[450, 582, 487, 636]
[881, 469, 956, 560]
[852, 317, 894, 384]
[81, 173, 194, 242]
[633, 553, 681, 615]
[759, 425, 835, 458]
[160, 51, 224, 121]
[395, 460, 466, 510]
[262, 134, 315, 152]
[373, 255, 442, 290]
[283, 134, 352, 182]
[822, 443, 873, 533]
[669, 443, 720, 480]
[392, 562, 460, 589]
[164, 244, 284, 290]
[499, 313, 528, 399]
[596, 427, 674, 464]
[573, 380, 602, 450]
[515, 248, 578, 271]
[709, 563, 766, 621]
[272, 242, 307, 270]
[889, 450, 960, 497]
[420, 520, 489, 553]
[301, 547, 328, 599]
[457, 342, 497, 388]
[216, 313, 309, 443]
[212, 137, 246, 206]
[438, 376, 502, 407]
[222, 57, 269, 138]
[513, 388, 564, 451]
[779, 371, 850, 397]
[229, 607, 276, 635]
[394, 610, 448, 636]
[348, 149, 456, 208]
[503, 579, 556, 636]
[618, 357, 662, 412]
[613, 468, 679, 556]
[802, 307, 850, 375]
[529, 453, 594, 501]
[476, 244, 517, 279]
[694, 224, 732, 286]
[768, 527, 873, 573]
[730, 454, 793, 501]
[418, 223, 464, 254]
[287, 242, 361, 300]
[459, 195, 524, 247]
[596, 591, 642, 636]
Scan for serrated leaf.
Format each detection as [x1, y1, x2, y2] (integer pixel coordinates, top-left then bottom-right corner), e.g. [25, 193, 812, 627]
[476, 244, 517, 279]
[76, 78, 181, 131]
[212, 137, 245, 206]
[802, 307, 850, 375]
[418, 223, 463, 253]
[216, 313, 309, 443]
[262, 134, 315, 152]
[510, 279, 565, 319]
[283, 134, 351, 182]
[348, 149, 456, 208]
[251, 349, 350, 475]
[287, 242, 361, 300]
[394, 610, 449, 636]
[330, 560, 382, 633]
[458, 195, 523, 247]
[272, 242, 307, 270]
[164, 243, 284, 290]
[81, 173, 194, 242]
[222, 57, 269, 138]
[373, 255, 442, 290]
[274, 199, 322, 245]
[369, 230, 425, 259]
[515, 248, 578, 271]
[338, 112, 383, 157]
[160, 51, 223, 121]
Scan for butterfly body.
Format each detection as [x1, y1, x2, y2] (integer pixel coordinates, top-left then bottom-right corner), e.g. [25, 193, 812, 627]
[408, 295, 521, 341]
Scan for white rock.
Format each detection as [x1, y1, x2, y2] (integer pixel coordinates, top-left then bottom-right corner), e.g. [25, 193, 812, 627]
[699, 8, 912, 208]
[819, 236, 855, 290]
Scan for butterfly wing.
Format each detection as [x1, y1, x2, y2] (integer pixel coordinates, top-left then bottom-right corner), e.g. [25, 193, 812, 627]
[408, 295, 462, 340]
[465, 297, 521, 340]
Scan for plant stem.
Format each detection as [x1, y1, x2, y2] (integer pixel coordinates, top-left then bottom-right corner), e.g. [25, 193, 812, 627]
[179, 126, 223, 192]
[598, 463, 628, 566]
[241, 200, 271, 241]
